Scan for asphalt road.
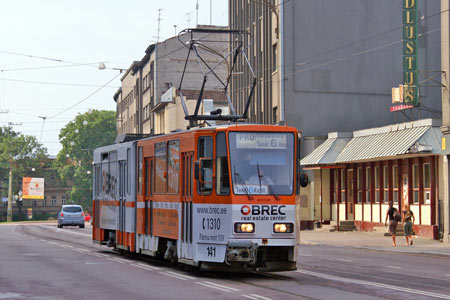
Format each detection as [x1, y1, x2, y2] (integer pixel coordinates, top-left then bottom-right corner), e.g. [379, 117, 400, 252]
[1, 223, 450, 300]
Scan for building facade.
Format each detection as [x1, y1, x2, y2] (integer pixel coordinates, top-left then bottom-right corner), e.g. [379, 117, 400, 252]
[229, 0, 281, 124]
[301, 119, 443, 239]
[115, 26, 229, 136]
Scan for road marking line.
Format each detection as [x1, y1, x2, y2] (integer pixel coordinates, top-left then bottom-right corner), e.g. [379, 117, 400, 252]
[195, 282, 231, 292]
[387, 266, 402, 269]
[131, 264, 158, 271]
[338, 259, 352, 262]
[107, 257, 129, 263]
[76, 248, 89, 252]
[107, 258, 126, 263]
[95, 253, 109, 257]
[93, 254, 104, 258]
[297, 269, 450, 300]
[299, 254, 312, 257]
[249, 294, 273, 300]
[445, 274, 450, 277]
[165, 271, 196, 280]
[243, 296, 259, 300]
[203, 281, 240, 292]
[136, 263, 160, 270]
[39, 239, 46, 242]
[160, 272, 189, 280]
[73, 249, 85, 253]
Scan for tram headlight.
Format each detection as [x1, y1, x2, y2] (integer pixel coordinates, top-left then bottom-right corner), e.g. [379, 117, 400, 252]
[273, 223, 294, 233]
[234, 222, 255, 233]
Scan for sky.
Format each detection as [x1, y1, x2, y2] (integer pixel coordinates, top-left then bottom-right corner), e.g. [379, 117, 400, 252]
[0, 0, 228, 156]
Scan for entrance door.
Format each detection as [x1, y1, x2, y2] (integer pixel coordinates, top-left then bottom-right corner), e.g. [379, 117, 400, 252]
[347, 170, 354, 220]
[180, 152, 194, 260]
[118, 160, 126, 245]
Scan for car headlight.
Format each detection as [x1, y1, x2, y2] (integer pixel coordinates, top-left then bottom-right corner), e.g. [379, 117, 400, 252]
[234, 222, 255, 233]
[273, 223, 294, 233]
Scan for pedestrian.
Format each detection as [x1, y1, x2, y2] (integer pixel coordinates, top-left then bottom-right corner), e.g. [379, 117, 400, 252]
[402, 203, 415, 246]
[384, 201, 399, 247]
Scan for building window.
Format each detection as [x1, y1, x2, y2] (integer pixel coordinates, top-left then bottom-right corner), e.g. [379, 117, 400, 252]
[423, 163, 431, 204]
[62, 195, 66, 206]
[332, 169, 338, 204]
[51, 196, 56, 206]
[375, 166, 380, 203]
[43, 198, 47, 207]
[357, 167, 362, 203]
[365, 167, 371, 203]
[340, 169, 346, 203]
[393, 165, 399, 203]
[383, 165, 389, 203]
[3, 201, 7, 207]
[32, 199, 37, 206]
[412, 164, 419, 203]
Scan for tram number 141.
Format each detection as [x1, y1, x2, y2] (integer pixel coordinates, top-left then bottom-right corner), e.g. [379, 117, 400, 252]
[207, 246, 216, 257]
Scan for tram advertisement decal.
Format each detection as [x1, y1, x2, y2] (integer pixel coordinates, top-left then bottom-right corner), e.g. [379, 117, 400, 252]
[235, 132, 287, 149]
[193, 204, 232, 244]
[100, 204, 119, 230]
[153, 208, 178, 240]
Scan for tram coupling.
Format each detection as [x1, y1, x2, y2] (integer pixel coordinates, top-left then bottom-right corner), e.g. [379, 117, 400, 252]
[225, 240, 257, 265]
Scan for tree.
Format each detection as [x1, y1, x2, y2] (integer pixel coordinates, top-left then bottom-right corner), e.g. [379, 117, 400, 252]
[55, 110, 116, 209]
[0, 126, 47, 221]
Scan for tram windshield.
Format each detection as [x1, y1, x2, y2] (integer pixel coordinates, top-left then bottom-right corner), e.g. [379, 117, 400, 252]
[229, 132, 295, 196]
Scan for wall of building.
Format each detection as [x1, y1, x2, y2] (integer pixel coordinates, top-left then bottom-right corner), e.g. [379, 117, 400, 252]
[284, 0, 441, 146]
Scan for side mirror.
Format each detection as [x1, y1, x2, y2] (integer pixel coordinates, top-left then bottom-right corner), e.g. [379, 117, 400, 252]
[194, 161, 200, 180]
[299, 173, 309, 188]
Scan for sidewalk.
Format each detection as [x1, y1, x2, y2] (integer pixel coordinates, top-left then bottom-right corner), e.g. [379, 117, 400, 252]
[300, 230, 450, 258]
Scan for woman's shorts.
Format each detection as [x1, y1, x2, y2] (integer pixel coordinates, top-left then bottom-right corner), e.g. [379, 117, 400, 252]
[404, 221, 413, 236]
[389, 220, 397, 235]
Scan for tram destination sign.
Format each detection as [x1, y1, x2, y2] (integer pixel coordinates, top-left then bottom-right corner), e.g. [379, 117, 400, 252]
[235, 132, 287, 149]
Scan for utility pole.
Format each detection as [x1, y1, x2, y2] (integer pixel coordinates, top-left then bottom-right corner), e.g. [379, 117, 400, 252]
[7, 162, 12, 222]
[441, 0, 450, 243]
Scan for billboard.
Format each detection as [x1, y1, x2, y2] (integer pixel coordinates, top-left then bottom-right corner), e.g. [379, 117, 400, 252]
[22, 177, 44, 199]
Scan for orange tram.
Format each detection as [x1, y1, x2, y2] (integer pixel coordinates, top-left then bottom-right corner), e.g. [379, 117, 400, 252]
[92, 123, 300, 272]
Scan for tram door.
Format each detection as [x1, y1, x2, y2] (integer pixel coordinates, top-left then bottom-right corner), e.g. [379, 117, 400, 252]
[180, 152, 194, 260]
[118, 160, 127, 245]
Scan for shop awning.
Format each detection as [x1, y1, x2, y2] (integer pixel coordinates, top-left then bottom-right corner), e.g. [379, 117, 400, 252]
[301, 133, 352, 165]
[301, 119, 442, 166]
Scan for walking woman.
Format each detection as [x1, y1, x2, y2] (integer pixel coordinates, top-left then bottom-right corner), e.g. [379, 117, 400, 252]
[402, 204, 415, 246]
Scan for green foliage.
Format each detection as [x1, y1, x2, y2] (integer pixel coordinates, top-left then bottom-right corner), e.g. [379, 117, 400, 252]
[0, 126, 47, 198]
[54, 110, 116, 209]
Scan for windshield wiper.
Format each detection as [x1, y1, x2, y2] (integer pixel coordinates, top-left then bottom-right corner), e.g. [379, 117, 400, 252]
[260, 174, 280, 201]
[233, 164, 253, 200]
[257, 162, 262, 195]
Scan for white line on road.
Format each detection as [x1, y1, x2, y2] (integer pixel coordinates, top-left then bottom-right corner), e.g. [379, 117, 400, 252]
[160, 272, 189, 280]
[338, 259, 352, 262]
[387, 266, 402, 269]
[131, 264, 159, 271]
[136, 263, 160, 270]
[445, 274, 450, 277]
[165, 271, 196, 280]
[107, 258, 126, 263]
[95, 253, 109, 257]
[195, 282, 232, 292]
[243, 294, 273, 300]
[203, 281, 240, 292]
[76, 248, 89, 252]
[297, 269, 450, 300]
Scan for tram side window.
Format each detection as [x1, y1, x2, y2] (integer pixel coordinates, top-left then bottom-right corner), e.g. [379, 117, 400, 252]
[138, 147, 143, 194]
[168, 140, 180, 194]
[216, 132, 229, 195]
[101, 153, 109, 197]
[109, 151, 117, 197]
[155, 142, 167, 194]
[197, 136, 213, 194]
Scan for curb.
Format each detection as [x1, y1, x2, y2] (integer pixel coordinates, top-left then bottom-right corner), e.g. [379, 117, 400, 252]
[354, 246, 450, 258]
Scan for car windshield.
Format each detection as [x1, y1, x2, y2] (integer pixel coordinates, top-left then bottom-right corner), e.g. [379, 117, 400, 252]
[229, 132, 294, 196]
[63, 206, 82, 213]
